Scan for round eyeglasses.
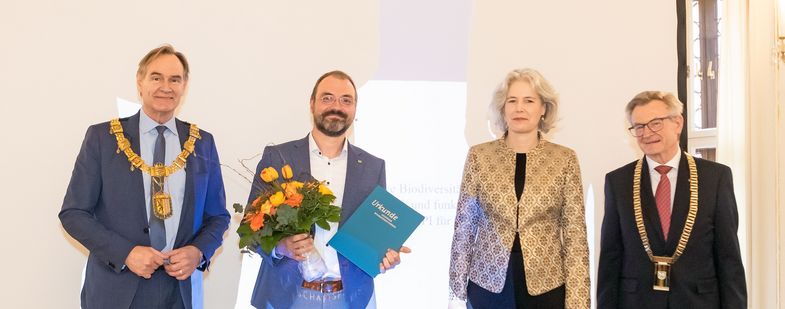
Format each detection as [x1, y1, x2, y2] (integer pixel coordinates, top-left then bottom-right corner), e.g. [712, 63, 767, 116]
[319, 94, 355, 106]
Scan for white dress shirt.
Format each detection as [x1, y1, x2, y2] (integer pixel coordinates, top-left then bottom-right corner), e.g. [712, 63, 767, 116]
[308, 134, 348, 280]
[645, 147, 681, 211]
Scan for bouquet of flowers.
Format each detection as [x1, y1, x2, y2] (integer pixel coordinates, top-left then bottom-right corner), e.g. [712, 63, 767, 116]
[234, 164, 341, 280]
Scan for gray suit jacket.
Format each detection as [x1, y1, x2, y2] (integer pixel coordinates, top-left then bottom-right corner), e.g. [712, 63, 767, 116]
[59, 112, 230, 309]
[248, 135, 386, 309]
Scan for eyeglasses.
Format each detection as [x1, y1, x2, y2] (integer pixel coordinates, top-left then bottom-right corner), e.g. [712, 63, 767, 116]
[628, 116, 675, 137]
[319, 94, 355, 106]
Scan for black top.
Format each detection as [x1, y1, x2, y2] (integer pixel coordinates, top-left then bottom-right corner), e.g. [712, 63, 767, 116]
[513, 153, 526, 254]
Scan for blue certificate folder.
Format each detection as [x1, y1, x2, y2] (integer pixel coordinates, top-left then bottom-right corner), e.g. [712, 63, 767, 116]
[327, 185, 424, 277]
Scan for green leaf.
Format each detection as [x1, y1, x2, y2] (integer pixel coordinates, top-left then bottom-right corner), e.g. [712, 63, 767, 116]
[239, 234, 254, 250]
[316, 219, 330, 230]
[260, 236, 276, 255]
[236, 224, 252, 236]
[259, 233, 288, 255]
[276, 205, 298, 226]
[320, 195, 335, 205]
[258, 224, 273, 237]
[233, 203, 246, 213]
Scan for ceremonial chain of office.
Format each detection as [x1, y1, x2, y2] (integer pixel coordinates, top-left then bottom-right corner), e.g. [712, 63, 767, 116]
[109, 118, 201, 219]
[632, 152, 699, 291]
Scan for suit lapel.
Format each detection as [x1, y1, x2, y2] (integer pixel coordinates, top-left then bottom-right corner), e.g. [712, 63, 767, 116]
[175, 119, 193, 245]
[123, 112, 149, 228]
[666, 152, 690, 253]
[341, 143, 365, 225]
[640, 159, 668, 253]
[291, 135, 312, 181]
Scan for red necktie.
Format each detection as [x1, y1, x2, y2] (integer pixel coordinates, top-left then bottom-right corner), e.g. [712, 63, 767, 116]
[654, 165, 672, 240]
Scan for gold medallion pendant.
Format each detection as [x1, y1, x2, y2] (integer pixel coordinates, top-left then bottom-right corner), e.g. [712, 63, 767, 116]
[652, 256, 673, 291]
[153, 191, 173, 219]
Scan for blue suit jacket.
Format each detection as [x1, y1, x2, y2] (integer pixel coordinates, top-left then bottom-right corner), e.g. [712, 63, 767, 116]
[248, 135, 386, 309]
[59, 112, 230, 309]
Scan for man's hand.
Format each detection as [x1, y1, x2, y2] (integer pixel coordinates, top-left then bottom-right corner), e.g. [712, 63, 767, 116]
[164, 245, 202, 280]
[125, 246, 166, 279]
[275, 233, 314, 261]
[379, 246, 411, 273]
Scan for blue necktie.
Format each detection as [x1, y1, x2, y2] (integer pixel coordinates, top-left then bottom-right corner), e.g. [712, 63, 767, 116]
[149, 125, 167, 251]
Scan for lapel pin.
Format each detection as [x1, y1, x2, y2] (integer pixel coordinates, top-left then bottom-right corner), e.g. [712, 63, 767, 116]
[357, 159, 363, 164]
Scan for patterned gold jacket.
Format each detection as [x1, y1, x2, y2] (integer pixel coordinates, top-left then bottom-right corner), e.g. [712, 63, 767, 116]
[448, 138, 590, 308]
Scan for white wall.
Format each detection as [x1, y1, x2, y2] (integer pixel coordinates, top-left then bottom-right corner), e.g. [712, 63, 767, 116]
[0, 1, 677, 307]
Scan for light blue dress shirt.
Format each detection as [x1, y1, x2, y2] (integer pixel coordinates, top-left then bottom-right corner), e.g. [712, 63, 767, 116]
[139, 111, 185, 253]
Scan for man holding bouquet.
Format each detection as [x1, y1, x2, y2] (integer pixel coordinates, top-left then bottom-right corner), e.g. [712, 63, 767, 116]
[248, 70, 409, 309]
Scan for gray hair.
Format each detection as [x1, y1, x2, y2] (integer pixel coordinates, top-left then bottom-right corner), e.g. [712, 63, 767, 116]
[625, 91, 684, 123]
[137, 44, 189, 80]
[489, 68, 559, 135]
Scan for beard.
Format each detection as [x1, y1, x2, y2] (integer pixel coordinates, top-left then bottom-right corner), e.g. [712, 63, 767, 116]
[314, 109, 352, 137]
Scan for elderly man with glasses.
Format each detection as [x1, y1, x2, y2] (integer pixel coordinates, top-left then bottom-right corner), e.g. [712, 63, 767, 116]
[597, 91, 747, 309]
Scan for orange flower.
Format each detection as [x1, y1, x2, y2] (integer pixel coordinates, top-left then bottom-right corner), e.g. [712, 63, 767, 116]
[260, 167, 279, 183]
[251, 196, 262, 208]
[269, 191, 285, 207]
[282, 181, 304, 207]
[285, 192, 304, 207]
[249, 212, 264, 231]
[319, 183, 333, 196]
[281, 165, 293, 180]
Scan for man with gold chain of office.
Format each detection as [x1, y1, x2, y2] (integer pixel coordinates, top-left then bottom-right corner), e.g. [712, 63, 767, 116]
[597, 91, 747, 308]
[59, 44, 230, 309]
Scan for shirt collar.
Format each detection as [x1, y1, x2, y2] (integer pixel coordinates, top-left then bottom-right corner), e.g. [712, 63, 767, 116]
[139, 110, 179, 137]
[646, 147, 681, 173]
[308, 133, 348, 158]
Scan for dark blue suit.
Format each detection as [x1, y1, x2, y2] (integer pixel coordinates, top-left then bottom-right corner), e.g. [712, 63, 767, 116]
[598, 153, 747, 308]
[59, 112, 230, 309]
[248, 135, 386, 309]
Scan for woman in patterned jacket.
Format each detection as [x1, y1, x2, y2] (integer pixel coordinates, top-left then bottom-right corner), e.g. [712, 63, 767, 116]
[448, 68, 590, 309]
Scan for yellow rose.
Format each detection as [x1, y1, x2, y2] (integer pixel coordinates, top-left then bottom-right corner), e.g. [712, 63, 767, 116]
[259, 200, 273, 215]
[318, 183, 333, 196]
[287, 181, 304, 189]
[281, 165, 293, 180]
[260, 167, 279, 183]
[269, 191, 285, 207]
[282, 181, 303, 194]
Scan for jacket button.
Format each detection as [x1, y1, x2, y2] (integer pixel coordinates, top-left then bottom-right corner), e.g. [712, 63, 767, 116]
[143, 227, 150, 234]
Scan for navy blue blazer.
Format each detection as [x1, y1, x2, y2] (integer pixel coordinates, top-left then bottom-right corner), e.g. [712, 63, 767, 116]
[59, 112, 230, 309]
[597, 153, 747, 308]
[248, 135, 386, 309]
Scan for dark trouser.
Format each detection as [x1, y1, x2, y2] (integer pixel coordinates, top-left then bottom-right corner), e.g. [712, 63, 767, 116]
[468, 233, 565, 309]
[129, 268, 184, 309]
